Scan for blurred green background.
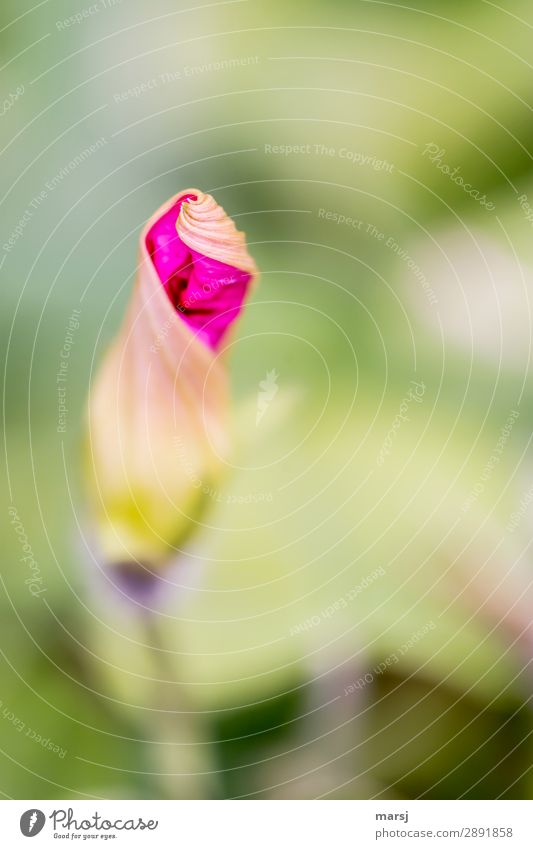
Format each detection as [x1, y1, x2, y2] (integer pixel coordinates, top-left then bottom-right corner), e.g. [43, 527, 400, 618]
[2, 0, 533, 799]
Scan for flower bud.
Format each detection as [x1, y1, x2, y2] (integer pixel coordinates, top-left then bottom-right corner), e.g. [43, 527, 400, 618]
[85, 190, 258, 565]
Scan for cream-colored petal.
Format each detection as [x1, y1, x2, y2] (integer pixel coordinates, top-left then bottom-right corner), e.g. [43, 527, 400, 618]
[85, 194, 241, 566]
[176, 189, 258, 276]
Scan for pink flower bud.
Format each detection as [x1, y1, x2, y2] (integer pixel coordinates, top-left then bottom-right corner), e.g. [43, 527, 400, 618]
[85, 189, 258, 566]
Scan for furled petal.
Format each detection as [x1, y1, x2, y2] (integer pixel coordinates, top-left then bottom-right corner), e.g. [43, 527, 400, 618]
[145, 189, 257, 349]
[85, 190, 258, 565]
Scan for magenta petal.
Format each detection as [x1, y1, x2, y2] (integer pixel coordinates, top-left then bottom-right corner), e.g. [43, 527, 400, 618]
[145, 196, 252, 349]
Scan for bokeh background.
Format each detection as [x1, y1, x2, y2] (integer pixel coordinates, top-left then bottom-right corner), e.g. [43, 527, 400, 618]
[2, 0, 533, 799]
